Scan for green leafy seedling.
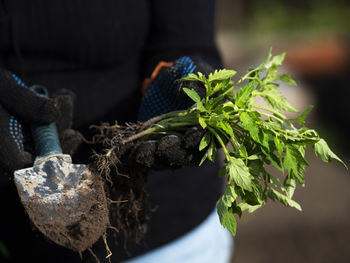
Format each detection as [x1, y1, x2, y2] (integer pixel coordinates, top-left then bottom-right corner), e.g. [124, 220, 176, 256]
[100, 48, 347, 236]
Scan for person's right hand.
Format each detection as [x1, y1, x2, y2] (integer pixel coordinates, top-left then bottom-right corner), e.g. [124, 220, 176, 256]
[0, 69, 82, 181]
[127, 57, 213, 169]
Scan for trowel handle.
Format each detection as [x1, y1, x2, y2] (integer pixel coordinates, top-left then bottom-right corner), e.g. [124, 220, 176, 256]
[30, 85, 71, 165]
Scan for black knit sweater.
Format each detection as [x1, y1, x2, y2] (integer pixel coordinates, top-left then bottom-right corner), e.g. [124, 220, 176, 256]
[0, 1, 223, 262]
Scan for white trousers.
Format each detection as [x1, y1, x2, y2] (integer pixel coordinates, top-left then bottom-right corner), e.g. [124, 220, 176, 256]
[122, 209, 233, 263]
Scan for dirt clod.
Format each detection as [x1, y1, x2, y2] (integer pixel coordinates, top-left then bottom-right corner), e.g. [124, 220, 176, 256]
[91, 122, 152, 244]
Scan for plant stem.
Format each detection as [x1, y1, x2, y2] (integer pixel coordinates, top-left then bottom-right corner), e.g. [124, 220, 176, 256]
[253, 105, 287, 120]
[213, 85, 235, 104]
[253, 110, 284, 124]
[207, 126, 230, 157]
[141, 109, 193, 130]
[123, 121, 196, 144]
[122, 126, 159, 144]
[238, 68, 260, 85]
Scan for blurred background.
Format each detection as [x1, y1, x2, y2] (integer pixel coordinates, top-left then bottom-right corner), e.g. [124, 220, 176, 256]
[214, 0, 350, 262]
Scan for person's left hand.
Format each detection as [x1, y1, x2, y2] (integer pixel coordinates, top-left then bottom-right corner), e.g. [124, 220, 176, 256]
[126, 56, 214, 169]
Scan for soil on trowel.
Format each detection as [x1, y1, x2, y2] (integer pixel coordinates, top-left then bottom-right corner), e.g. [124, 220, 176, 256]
[23, 169, 109, 253]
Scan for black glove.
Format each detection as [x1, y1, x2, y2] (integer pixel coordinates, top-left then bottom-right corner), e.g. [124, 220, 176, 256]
[125, 126, 206, 169]
[129, 56, 214, 169]
[0, 69, 82, 181]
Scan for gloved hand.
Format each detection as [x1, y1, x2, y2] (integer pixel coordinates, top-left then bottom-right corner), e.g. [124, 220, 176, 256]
[0, 69, 82, 180]
[139, 56, 213, 122]
[128, 56, 214, 169]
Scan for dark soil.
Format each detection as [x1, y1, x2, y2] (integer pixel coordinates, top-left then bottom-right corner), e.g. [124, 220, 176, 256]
[91, 122, 152, 244]
[90, 122, 205, 246]
[23, 169, 109, 253]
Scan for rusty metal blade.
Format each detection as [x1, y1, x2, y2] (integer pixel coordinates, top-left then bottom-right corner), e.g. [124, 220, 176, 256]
[14, 157, 109, 252]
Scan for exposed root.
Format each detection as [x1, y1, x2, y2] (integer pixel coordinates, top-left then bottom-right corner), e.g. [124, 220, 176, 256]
[103, 233, 113, 260]
[88, 247, 101, 263]
[90, 121, 152, 246]
[108, 225, 119, 233]
[91, 121, 142, 177]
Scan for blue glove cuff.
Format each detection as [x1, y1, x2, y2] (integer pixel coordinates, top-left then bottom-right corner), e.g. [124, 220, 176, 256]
[138, 56, 197, 122]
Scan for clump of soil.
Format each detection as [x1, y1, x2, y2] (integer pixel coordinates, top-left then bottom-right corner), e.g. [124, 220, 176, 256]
[89, 121, 205, 247]
[90, 122, 152, 244]
[22, 168, 109, 253]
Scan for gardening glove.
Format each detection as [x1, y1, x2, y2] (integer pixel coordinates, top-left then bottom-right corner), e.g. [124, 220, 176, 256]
[0, 69, 82, 181]
[131, 56, 214, 169]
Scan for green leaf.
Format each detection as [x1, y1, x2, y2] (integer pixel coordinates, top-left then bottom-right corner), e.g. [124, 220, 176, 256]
[265, 65, 278, 82]
[198, 152, 208, 166]
[228, 157, 253, 191]
[314, 139, 347, 168]
[206, 139, 216, 162]
[284, 145, 308, 166]
[199, 132, 211, 151]
[222, 101, 236, 111]
[180, 73, 201, 82]
[235, 81, 255, 108]
[239, 145, 248, 159]
[283, 145, 309, 184]
[183, 88, 201, 103]
[261, 146, 284, 172]
[213, 79, 232, 94]
[274, 137, 283, 159]
[216, 198, 227, 222]
[248, 158, 266, 179]
[247, 155, 259, 160]
[231, 201, 243, 218]
[238, 202, 263, 213]
[219, 120, 234, 138]
[257, 47, 273, 71]
[269, 173, 283, 188]
[198, 116, 207, 129]
[259, 88, 297, 112]
[268, 188, 302, 211]
[242, 188, 263, 206]
[257, 50, 285, 72]
[197, 72, 204, 80]
[296, 105, 313, 126]
[239, 112, 260, 142]
[285, 177, 296, 198]
[221, 185, 237, 207]
[279, 74, 297, 86]
[261, 131, 271, 151]
[196, 101, 207, 112]
[271, 52, 286, 66]
[217, 201, 237, 236]
[208, 69, 236, 82]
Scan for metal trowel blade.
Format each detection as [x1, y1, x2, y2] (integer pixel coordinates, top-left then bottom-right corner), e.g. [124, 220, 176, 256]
[14, 157, 93, 224]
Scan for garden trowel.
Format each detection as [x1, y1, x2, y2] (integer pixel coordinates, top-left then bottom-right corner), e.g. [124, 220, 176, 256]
[14, 85, 109, 252]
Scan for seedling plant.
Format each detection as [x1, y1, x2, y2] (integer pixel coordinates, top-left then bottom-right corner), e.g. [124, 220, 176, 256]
[95, 49, 346, 236]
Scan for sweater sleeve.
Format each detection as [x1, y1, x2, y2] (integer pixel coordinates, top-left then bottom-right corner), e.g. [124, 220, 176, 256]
[141, 0, 222, 77]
